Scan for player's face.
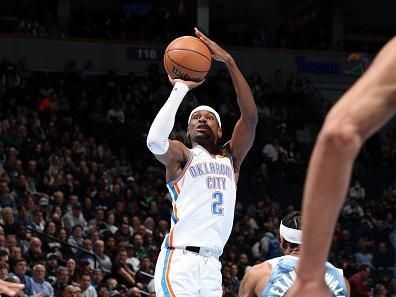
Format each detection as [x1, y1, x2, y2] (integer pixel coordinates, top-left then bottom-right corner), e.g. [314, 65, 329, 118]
[188, 110, 222, 145]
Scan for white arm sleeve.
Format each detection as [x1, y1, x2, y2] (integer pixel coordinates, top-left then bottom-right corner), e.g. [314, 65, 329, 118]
[146, 82, 189, 155]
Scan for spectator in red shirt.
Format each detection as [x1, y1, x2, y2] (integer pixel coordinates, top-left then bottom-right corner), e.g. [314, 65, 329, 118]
[348, 264, 371, 297]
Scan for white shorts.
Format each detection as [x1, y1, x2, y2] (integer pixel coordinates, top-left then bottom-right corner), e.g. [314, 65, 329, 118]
[154, 248, 222, 297]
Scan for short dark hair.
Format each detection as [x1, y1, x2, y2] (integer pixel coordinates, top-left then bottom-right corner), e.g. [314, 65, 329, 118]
[13, 258, 27, 267]
[281, 211, 302, 230]
[0, 261, 9, 270]
[72, 225, 83, 232]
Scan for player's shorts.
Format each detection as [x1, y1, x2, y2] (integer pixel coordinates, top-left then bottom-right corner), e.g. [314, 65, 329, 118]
[154, 247, 222, 297]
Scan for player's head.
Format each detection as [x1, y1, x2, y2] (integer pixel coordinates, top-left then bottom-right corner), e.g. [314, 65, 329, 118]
[187, 105, 222, 146]
[279, 211, 302, 254]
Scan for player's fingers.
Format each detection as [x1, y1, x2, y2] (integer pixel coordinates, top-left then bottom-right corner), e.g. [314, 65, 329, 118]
[0, 280, 24, 289]
[196, 78, 205, 86]
[194, 27, 203, 36]
[6, 284, 24, 289]
[194, 27, 210, 43]
[1, 288, 17, 297]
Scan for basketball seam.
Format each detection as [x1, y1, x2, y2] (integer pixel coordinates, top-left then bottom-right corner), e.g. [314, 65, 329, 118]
[166, 48, 211, 63]
[163, 56, 172, 77]
[166, 53, 209, 73]
[165, 36, 201, 50]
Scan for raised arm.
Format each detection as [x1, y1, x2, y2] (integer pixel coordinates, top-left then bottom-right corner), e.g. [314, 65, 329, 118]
[286, 37, 396, 297]
[195, 28, 258, 173]
[146, 77, 204, 182]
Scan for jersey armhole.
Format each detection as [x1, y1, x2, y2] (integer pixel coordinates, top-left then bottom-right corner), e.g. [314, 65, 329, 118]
[220, 140, 234, 167]
[167, 150, 193, 186]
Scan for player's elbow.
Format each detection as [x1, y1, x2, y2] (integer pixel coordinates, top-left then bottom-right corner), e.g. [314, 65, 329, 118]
[146, 133, 169, 155]
[241, 111, 258, 128]
[318, 120, 363, 155]
[250, 111, 259, 127]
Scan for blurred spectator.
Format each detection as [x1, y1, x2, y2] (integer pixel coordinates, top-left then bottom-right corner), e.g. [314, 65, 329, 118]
[262, 138, 284, 162]
[46, 253, 60, 285]
[1, 207, 17, 234]
[128, 287, 142, 297]
[125, 244, 140, 272]
[80, 274, 97, 297]
[106, 102, 125, 124]
[80, 239, 95, 269]
[67, 225, 84, 253]
[349, 180, 366, 200]
[63, 285, 77, 297]
[66, 258, 77, 283]
[0, 182, 16, 209]
[97, 285, 109, 297]
[31, 210, 45, 232]
[106, 278, 118, 291]
[23, 237, 44, 267]
[53, 267, 71, 295]
[343, 198, 364, 219]
[131, 234, 147, 259]
[31, 264, 54, 297]
[11, 258, 34, 296]
[373, 241, 394, 278]
[62, 203, 87, 231]
[354, 241, 374, 268]
[111, 248, 135, 287]
[0, 261, 9, 280]
[251, 230, 281, 261]
[94, 240, 112, 274]
[135, 256, 154, 291]
[348, 265, 371, 297]
[91, 268, 104, 289]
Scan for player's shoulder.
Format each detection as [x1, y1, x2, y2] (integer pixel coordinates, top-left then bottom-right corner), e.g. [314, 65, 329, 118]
[248, 261, 273, 278]
[244, 262, 273, 296]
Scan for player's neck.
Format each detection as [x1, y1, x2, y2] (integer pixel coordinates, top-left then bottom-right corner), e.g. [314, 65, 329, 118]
[192, 142, 218, 154]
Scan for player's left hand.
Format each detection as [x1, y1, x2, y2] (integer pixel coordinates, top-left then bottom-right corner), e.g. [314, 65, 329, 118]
[168, 75, 205, 90]
[194, 27, 231, 63]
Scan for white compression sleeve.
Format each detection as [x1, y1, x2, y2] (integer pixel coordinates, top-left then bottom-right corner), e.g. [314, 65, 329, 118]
[146, 82, 189, 155]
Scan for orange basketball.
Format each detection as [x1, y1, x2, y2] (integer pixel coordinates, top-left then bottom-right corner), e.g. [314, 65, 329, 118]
[163, 36, 212, 82]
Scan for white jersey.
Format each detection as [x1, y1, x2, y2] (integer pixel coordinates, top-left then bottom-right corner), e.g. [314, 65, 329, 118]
[163, 144, 237, 254]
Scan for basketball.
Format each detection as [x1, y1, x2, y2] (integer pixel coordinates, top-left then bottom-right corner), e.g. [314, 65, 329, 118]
[163, 36, 212, 82]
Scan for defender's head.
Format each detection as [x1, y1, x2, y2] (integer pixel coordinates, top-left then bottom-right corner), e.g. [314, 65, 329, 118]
[279, 211, 302, 254]
[187, 105, 222, 146]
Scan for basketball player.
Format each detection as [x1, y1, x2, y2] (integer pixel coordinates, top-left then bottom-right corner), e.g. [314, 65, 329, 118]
[238, 211, 350, 297]
[284, 37, 396, 297]
[147, 27, 257, 296]
[0, 279, 24, 296]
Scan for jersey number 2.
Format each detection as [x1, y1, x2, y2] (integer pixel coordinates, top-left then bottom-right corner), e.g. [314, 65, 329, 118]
[212, 191, 224, 215]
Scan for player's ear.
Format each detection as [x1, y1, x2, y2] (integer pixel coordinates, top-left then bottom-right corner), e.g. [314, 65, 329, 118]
[186, 130, 191, 145]
[186, 127, 190, 139]
[279, 235, 287, 251]
[217, 127, 222, 139]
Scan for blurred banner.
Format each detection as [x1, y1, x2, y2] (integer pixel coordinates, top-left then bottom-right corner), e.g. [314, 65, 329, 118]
[0, 36, 358, 90]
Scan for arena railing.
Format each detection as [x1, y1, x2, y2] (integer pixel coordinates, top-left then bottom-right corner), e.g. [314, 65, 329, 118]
[25, 225, 98, 269]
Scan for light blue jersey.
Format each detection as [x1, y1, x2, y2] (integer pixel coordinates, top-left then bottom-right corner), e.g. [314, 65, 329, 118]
[261, 255, 347, 297]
